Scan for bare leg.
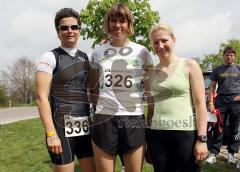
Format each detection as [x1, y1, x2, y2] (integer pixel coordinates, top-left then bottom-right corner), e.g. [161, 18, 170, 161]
[123, 145, 145, 172]
[53, 162, 74, 172]
[78, 157, 96, 172]
[92, 141, 116, 172]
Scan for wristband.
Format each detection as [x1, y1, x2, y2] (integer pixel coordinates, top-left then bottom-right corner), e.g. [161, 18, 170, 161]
[47, 131, 56, 137]
[208, 102, 213, 105]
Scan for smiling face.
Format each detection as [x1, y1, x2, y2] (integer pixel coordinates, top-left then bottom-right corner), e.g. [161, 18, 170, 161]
[108, 16, 129, 39]
[151, 29, 176, 59]
[104, 4, 134, 41]
[57, 17, 80, 48]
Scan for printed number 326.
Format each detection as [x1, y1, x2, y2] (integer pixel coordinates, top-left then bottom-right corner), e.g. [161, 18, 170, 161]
[105, 74, 132, 88]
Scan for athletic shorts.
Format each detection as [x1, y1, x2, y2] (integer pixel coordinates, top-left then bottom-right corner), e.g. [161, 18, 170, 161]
[47, 116, 94, 165]
[91, 114, 146, 155]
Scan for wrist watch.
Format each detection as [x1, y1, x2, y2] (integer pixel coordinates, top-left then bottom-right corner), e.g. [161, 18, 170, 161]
[197, 135, 207, 142]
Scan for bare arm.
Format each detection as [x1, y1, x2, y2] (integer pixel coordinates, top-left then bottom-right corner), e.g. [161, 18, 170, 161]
[143, 65, 154, 125]
[187, 59, 208, 161]
[88, 82, 99, 112]
[36, 71, 55, 132]
[208, 81, 217, 112]
[35, 71, 62, 154]
[86, 61, 100, 111]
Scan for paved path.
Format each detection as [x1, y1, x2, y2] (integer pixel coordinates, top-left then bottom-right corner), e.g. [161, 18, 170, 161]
[0, 107, 39, 125]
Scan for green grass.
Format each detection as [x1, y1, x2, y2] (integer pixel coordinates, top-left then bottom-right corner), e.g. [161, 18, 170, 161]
[203, 160, 237, 172]
[0, 118, 237, 172]
[0, 118, 51, 172]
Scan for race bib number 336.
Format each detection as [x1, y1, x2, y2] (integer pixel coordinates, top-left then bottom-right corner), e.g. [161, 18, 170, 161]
[64, 115, 90, 137]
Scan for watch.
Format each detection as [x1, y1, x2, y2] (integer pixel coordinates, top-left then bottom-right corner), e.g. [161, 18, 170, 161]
[197, 135, 207, 142]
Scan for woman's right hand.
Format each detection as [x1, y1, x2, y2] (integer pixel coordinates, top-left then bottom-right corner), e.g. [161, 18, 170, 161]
[145, 145, 152, 164]
[47, 135, 63, 154]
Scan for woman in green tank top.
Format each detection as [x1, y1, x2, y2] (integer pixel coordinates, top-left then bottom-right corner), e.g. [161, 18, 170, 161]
[145, 23, 209, 172]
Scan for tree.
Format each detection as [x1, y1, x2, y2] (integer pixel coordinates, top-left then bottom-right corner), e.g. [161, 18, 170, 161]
[1, 57, 35, 104]
[0, 83, 8, 106]
[201, 54, 222, 71]
[80, 0, 160, 51]
[201, 39, 240, 70]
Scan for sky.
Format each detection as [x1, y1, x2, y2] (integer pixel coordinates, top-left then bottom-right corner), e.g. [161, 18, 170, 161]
[0, 0, 240, 71]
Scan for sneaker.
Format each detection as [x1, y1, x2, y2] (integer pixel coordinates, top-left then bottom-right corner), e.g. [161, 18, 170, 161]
[206, 154, 216, 164]
[228, 153, 236, 164]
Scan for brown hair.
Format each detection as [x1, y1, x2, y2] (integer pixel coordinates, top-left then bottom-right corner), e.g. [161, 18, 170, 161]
[55, 8, 81, 32]
[104, 3, 134, 35]
[223, 46, 236, 56]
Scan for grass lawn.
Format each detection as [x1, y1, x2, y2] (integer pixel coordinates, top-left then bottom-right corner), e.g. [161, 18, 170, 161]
[0, 118, 237, 172]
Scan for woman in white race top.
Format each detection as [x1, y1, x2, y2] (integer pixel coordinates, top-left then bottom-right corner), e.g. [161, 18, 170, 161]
[89, 3, 153, 172]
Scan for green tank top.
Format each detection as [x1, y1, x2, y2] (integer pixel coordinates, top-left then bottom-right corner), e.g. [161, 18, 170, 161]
[150, 58, 196, 130]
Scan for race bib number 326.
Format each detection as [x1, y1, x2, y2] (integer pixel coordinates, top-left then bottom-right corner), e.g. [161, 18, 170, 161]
[64, 115, 90, 137]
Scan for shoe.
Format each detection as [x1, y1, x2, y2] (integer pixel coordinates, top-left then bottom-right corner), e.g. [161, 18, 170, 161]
[228, 153, 236, 164]
[121, 166, 125, 172]
[206, 154, 216, 164]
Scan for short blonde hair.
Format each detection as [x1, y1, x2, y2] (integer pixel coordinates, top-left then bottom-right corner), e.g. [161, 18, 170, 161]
[104, 3, 134, 35]
[149, 23, 175, 39]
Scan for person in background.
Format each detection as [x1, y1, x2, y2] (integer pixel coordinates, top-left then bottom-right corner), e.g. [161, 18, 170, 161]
[147, 23, 208, 172]
[89, 3, 153, 172]
[35, 8, 96, 172]
[206, 46, 240, 164]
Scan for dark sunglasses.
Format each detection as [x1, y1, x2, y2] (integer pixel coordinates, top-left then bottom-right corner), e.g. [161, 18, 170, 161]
[58, 25, 80, 31]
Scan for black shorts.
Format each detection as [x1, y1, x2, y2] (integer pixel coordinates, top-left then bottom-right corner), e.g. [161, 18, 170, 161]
[47, 117, 94, 165]
[91, 114, 146, 155]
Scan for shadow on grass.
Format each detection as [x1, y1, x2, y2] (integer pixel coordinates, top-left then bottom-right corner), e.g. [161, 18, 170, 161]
[42, 160, 52, 170]
[42, 160, 51, 164]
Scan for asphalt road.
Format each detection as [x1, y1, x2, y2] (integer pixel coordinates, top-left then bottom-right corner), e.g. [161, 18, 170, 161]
[0, 107, 39, 125]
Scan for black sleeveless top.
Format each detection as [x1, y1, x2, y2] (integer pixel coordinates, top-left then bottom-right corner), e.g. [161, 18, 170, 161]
[50, 47, 90, 117]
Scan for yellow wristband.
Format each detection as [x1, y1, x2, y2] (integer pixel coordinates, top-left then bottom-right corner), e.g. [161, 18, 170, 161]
[208, 102, 213, 105]
[47, 131, 56, 137]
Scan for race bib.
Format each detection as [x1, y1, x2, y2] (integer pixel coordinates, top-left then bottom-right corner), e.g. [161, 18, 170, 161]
[103, 69, 137, 90]
[64, 115, 90, 137]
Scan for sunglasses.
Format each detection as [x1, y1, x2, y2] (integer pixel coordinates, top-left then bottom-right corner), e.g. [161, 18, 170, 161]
[58, 25, 80, 31]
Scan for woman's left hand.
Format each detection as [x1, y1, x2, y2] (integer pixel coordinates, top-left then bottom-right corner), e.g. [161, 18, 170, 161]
[145, 145, 152, 164]
[194, 141, 209, 162]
